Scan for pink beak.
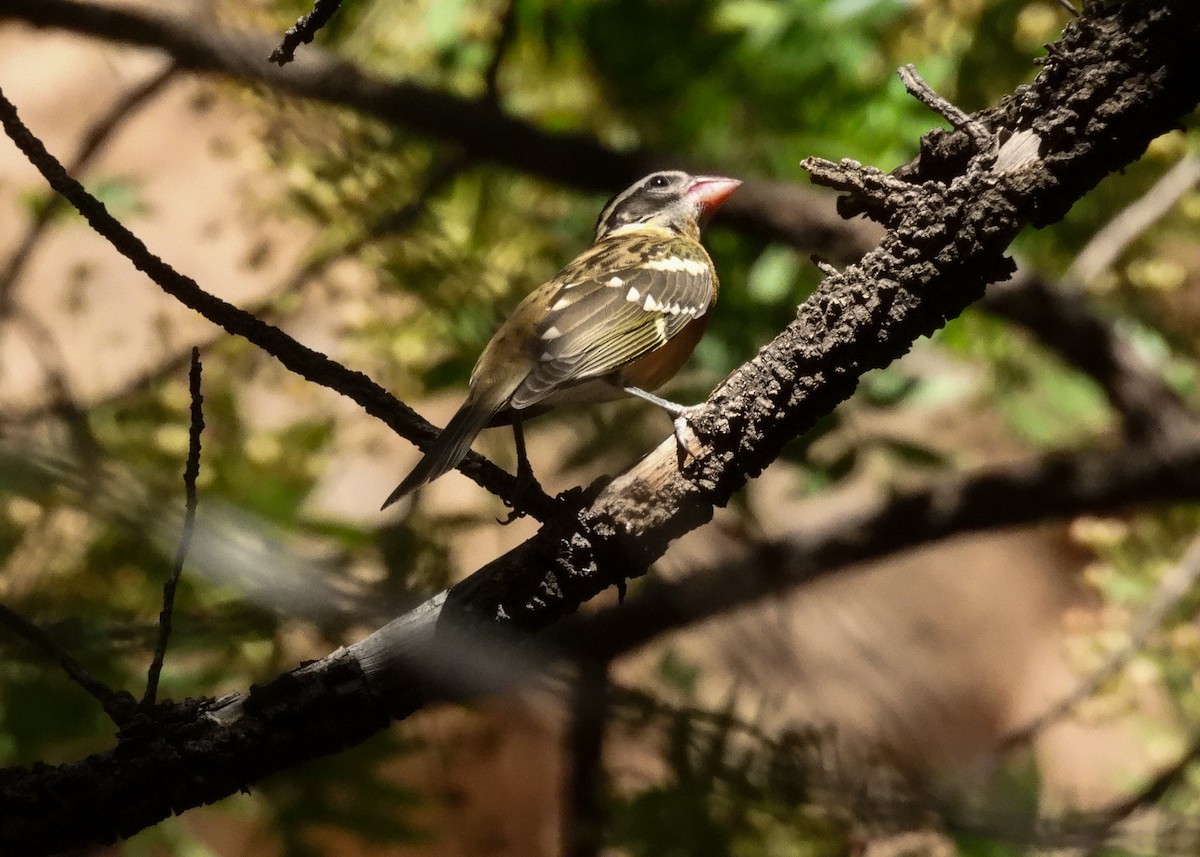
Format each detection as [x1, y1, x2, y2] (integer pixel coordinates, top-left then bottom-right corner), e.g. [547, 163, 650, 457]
[685, 175, 742, 214]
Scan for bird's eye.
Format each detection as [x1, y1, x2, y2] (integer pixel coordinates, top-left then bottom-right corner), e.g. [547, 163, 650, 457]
[649, 175, 670, 189]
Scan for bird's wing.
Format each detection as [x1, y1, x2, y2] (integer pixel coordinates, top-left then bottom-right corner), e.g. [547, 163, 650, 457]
[509, 248, 713, 410]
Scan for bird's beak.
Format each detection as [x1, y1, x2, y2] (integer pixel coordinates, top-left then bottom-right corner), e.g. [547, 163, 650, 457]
[685, 175, 742, 214]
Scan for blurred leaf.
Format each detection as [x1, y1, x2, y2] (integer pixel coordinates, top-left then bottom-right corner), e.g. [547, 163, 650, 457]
[746, 245, 801, 305]
[657, 648, 701, 697]
[879, 437, 949, 469]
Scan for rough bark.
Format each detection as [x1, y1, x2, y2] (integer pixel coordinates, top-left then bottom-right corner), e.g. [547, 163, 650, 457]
[0, 1, 1198, 853]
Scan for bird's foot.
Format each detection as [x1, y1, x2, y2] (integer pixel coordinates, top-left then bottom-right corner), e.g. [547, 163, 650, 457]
[622, 386, 705, 465]
[497, 467, 545, 525]
[671, 405, 704, 465]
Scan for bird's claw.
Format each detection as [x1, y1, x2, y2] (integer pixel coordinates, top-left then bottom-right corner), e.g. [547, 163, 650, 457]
[497, 466, 545, 525]
[672, 416, 692, 462]
[671, 406, 704, 465]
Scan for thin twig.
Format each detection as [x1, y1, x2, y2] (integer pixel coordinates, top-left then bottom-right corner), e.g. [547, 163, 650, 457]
[0, 603, 129, 722]
[1001, 534, 1200, 749]
[1055, 0, 1081, 17]
[4, 155, 467, 430]
[811, 256, 841, 277]
[269, 0, 344, 66]
[897, 64, 992, 152]
[1067, 153, 1200, 287]
[0, 86, 554, 520]
[484, 0, 519, 103]
[1099, 732, 1200, 827]
[0, 62, 177, 316]
[143, 348, 203, 706]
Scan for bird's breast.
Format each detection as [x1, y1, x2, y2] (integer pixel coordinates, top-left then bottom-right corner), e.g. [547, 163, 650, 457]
[613, 313, 710, 391]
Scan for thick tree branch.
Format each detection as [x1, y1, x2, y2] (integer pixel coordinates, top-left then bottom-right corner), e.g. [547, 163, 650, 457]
[0, 0, 876, 261]
[1, 3, 1198, 853]
[553, 437, 1200, 660]
[0, 0, 1186, 446]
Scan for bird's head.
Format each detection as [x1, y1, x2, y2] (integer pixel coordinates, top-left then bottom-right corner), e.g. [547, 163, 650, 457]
[594, 170, 742, 242]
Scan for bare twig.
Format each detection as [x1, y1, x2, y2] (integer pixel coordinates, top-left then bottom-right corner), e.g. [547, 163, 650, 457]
[3, 154, 467, 430]
[269, 0, 344, 66]
[1055, 0, 1081, 17]
[0, 87, 554, 520]
[484, 0, 518, 103]
[1001, 534, 1200, 749]
[811, 256, 841, 277]
[1067, 153, 1200, 286]
[0, 603, 130, 722]
[897, 64, 992, 152]
[1102, 732, 1200, 823]
[143, 348, 203, 706]
[0, 62, 177, 315]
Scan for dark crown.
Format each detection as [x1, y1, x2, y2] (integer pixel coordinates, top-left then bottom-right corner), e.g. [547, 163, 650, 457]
[594, 171, 696, 240]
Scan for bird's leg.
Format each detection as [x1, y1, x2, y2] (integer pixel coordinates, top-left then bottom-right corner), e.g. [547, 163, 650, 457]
[499, 416, 542, 525]
[623, 386, 703, 461]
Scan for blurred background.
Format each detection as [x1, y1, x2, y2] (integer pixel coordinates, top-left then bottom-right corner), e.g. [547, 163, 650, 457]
[1, 0, 1199, 854]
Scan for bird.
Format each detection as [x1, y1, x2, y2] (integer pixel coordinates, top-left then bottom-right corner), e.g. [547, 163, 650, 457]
[382, 169, 741, 510]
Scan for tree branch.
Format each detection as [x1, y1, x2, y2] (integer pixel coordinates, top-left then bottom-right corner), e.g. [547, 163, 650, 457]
[0, 87, 555, 520]
[0, 3, 1198, 852]
[269, 0, 343, 66]
[554, 436, 1200, 660]
[1, 0, 1185, 445]
[0, 60, 177, 316]
[143, 348, 204, 706]
[1067, 152, 1200, 286]
[0, 603, 133, 723]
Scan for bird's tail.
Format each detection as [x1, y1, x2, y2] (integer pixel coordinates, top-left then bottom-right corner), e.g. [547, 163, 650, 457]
[380, 395, 503, 510]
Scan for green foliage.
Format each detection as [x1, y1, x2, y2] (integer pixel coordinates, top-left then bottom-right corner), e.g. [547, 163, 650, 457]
[260, 730, 428, 854]
[609, 690, 849, 857]
[2, 0, 1200, 852]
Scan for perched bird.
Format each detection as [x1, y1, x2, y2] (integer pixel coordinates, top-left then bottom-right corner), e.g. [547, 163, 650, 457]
[382, 170, 741, 509]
